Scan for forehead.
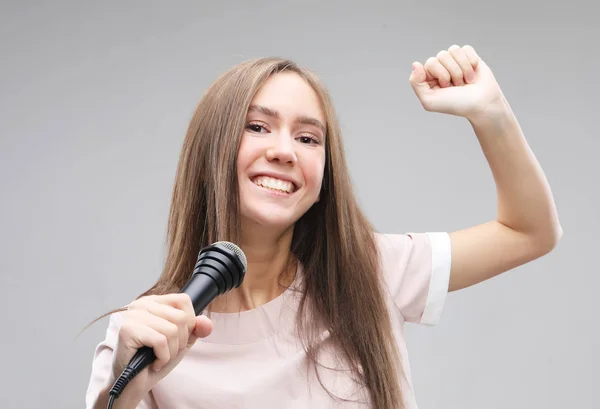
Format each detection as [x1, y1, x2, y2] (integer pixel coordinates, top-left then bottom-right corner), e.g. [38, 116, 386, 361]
[250, 72, 325, 122]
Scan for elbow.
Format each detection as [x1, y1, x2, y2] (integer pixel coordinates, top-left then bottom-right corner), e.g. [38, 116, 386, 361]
[533, 221, 563, 256]
[547, 219, 564, 251]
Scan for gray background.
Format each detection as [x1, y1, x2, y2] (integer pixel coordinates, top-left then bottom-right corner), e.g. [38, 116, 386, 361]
[1, 1, 597, 408]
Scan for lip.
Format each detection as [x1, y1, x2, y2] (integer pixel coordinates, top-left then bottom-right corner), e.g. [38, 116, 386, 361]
[249, 171, 301, 191]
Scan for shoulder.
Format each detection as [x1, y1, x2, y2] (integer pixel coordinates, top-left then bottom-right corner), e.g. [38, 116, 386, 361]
[374, 231, 451, 269]
[373, 231, 452, 325]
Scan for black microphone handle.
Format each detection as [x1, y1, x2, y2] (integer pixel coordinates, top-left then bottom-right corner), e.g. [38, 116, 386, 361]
[110, 273, 219, 397]
[181, 270, 222, 316]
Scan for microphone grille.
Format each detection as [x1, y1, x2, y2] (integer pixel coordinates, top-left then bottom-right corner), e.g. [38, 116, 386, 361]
[214, 241, 247, 270]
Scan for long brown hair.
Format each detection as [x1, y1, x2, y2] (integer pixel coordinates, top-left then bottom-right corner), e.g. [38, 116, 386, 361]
[98, 58, 403, 408]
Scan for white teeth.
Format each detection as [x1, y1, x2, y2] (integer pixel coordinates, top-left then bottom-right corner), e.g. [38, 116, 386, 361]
[252, 176, 295, 193]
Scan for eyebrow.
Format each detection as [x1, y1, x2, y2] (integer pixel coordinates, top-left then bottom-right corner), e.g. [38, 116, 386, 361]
[248, 104, 327, 136]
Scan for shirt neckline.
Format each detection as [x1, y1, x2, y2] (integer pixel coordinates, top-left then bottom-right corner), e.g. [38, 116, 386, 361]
[199, 263, 304, 345]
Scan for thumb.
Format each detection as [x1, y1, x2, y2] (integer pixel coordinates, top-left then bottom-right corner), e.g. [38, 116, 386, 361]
[408, 61, 429, 96]
[188, 315, 213, 346]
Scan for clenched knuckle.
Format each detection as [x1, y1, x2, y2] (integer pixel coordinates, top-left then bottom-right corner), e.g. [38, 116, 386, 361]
[157, 334, 169, 349]
[127, 300, 142, 310]
[179, 293, 193, 307]
[162, 322, 176, 339]
[175, 310, 188, 327]
[117, 325, 132, 341]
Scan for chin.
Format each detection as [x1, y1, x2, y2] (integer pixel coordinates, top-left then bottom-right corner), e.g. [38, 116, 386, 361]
[241, 208, 301, 232]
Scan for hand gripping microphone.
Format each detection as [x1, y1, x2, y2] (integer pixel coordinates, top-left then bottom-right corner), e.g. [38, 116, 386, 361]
[107, 241, 247, 407]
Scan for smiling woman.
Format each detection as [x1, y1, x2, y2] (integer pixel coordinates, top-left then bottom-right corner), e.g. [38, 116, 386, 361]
[237, 73, 326, 235]
[85, 46, 561, 409]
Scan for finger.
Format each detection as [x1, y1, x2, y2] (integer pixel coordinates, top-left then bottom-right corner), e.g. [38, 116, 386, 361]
[408, 61, 427, 84]
[448, 45, 476, 84]
[436, 50, 465, 86]
[423, 57, 452, 88]
[159, 294, 197, 334]
[143, 302, 192, 351]
[190, 316, 213, 342]
[462, 45, 480, 68]
[409, 61, 438, 85]
[132, 294, 196, 331]
[152, 293, 196, 316]
[408, 61, 437, 99]
[128, 309, 181, 371]
[119, 321, 171, 372]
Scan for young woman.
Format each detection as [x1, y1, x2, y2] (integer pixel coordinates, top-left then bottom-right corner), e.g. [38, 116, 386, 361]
[86, 45, 562, 409]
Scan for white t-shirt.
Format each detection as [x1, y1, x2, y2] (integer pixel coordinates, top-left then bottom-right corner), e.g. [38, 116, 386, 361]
[85, 232, 452, 409]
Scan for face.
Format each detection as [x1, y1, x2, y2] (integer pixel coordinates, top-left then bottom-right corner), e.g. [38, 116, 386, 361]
[237, 72, 326, 232]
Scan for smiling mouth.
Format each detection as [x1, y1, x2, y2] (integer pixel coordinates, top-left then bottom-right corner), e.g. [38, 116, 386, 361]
[251, 175, 297, 194]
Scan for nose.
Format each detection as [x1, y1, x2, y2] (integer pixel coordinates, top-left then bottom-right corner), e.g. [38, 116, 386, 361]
[265, 132, 297, 165]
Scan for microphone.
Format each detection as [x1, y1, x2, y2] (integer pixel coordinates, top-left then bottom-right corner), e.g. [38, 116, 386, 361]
[107, 241, 247, 404]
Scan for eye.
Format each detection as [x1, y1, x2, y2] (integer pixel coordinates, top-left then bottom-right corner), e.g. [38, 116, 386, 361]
[297, 135, 320, 145]
[246, 122, 269, 133]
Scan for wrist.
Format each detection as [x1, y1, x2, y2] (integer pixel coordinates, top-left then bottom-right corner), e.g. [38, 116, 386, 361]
[467, 93, 512, 129]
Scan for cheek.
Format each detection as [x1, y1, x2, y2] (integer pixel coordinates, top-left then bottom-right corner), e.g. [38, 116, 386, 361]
[304, 156, 326, 193]
[236, 135, 255, 177]
[236, 156, 245, 179]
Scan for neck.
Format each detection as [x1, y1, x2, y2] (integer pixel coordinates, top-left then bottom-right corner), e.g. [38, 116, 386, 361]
[209, 221, 297, 313]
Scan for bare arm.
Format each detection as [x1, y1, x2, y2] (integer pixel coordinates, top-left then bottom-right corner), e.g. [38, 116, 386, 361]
[448, 98, 562, 291]
[409, 45, 562, 292]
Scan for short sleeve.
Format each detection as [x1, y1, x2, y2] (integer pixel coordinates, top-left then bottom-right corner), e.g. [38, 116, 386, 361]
[375, 232, 452, 325]
[85, 312, 158, 409]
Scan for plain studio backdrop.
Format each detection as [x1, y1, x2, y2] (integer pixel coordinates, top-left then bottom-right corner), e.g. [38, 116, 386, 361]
[1, 1, 597, 408]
